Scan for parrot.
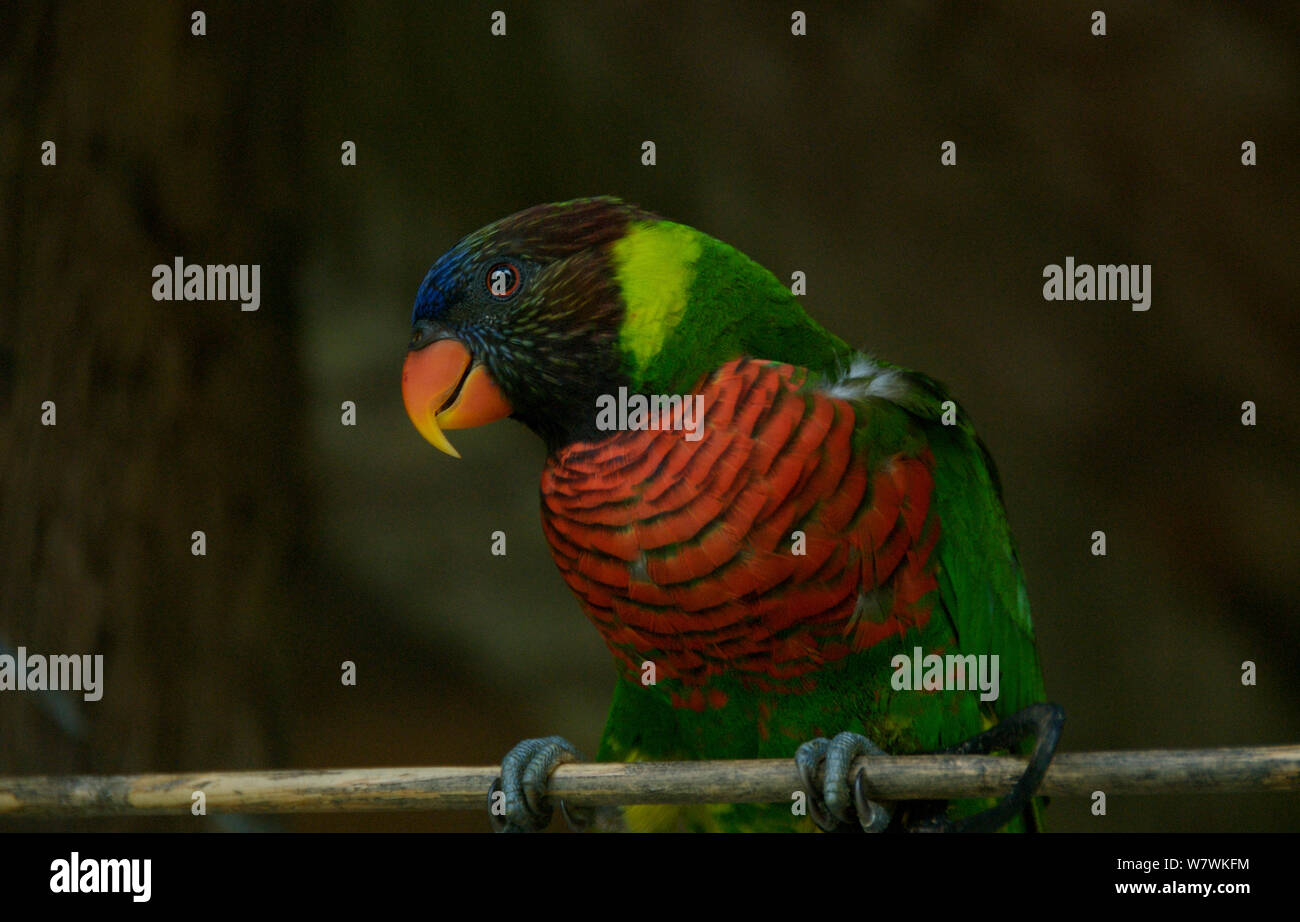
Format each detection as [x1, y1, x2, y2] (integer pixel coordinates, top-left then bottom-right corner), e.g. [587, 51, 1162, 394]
[401, 197, 1063, 833]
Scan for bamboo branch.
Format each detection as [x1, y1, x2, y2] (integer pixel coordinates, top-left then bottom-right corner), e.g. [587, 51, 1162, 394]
[0, 745, 1296, 817]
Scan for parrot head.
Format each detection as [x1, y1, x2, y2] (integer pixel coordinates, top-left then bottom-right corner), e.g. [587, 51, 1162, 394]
[402, 196, 850, 456]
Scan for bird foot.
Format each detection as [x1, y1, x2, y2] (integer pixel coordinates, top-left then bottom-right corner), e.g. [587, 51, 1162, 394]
[489, 735, 592, 833]
[909, 702, 1065, 833]
[796, 732, 894, 832]
[795, 703, 1064, 833]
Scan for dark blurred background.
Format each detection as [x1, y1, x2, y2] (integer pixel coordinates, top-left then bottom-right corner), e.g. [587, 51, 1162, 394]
[1, 1, 1297, 832]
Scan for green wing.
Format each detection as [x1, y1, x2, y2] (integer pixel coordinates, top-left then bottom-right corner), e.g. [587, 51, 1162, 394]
[865, 364, 1049, 828]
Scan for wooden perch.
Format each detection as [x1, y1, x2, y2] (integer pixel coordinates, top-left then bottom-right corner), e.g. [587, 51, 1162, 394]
[0, 745, 1296, 817]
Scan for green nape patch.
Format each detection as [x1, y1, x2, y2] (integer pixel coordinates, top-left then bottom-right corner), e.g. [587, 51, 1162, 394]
[612, 220, 702, 376]
[616, 224, 855, 394]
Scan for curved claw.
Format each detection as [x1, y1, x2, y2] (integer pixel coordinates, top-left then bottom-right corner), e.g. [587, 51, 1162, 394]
[852, 771, 892, 832]
[489, 735, 587, 833]
[796, 732, 893, 833]
[824, 731, 894, 831]
[795, 737, 836, 831]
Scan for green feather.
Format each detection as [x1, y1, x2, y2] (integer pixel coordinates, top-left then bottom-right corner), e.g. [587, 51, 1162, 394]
[613, 222, 854, 393]
[593, 216, 1048, 832]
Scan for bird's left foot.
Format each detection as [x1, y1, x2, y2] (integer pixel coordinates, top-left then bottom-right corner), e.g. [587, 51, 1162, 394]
[796, 732, 895, 832]
[489, 735, 593, 833]
[795, 703, 1065, 833]
[909, 702, 1065, 833]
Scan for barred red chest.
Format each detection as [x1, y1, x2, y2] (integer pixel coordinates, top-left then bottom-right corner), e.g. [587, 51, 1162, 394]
[540, 358, 940, 710]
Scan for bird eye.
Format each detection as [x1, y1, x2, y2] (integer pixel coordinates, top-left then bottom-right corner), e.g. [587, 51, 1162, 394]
[486, 262, 521, 299]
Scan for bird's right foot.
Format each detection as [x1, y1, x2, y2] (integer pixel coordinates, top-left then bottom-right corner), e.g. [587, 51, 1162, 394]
[489, 735, 592, 833]
[795, 732, 895, 832]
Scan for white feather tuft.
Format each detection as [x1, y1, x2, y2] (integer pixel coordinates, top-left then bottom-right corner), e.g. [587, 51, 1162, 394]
[820, 355, 913, 403]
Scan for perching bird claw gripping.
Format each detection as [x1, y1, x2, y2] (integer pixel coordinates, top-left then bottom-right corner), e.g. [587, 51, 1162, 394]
[796, 733, 894, 832]
[906, 702, 1066, 833]
[796, 704, 1064, 834]
[490, 736, 592, 833]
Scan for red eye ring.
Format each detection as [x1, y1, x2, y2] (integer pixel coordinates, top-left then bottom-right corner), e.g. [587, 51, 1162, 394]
[486, 263, 521, 299]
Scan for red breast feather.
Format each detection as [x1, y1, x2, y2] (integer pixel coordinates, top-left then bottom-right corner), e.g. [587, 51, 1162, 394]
[540, 358, 940, 710]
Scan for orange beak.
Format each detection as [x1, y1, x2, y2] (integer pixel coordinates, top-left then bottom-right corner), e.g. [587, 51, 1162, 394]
[401, 339, 512, 458]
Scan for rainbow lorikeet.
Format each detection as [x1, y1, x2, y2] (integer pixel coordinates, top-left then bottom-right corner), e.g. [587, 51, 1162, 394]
[402, 197, 1063, 833]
